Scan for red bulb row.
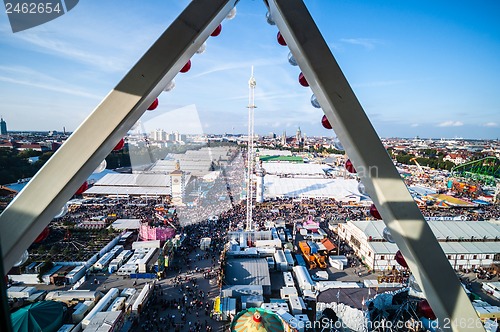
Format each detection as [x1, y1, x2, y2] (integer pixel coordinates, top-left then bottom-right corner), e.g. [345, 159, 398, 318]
[276, 29, 340, 155]
[277, 29, 329, 152]
[179, 24, 221, 75]
[275, 32, 309, 88]
[277, 25, 339, 148]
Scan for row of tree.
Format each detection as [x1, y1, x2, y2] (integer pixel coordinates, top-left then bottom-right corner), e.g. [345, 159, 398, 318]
[0, 149, 54, 185]
[392, 151, 456, 171]
[1, 141, 236, 185]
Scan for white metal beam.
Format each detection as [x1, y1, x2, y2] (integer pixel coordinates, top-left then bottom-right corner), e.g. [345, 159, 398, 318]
[266, 0, 483, 331]
[0, 0, 236, 272]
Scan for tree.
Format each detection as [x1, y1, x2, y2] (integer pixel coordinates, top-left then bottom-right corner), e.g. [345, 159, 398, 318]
[0, 149, 55, 185]
[18, 149, 42, 159]
[49, 245, 59, 256]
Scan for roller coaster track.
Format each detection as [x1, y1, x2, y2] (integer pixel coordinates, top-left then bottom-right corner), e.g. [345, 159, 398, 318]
[451, 157, 500, 185]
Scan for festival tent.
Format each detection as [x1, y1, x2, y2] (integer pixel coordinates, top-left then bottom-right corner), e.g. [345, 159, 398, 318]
[429, 194, 476, 208]
[10, 301, 65, 332]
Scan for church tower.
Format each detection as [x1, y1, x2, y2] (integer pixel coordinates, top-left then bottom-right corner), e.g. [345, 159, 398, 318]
[296, 127, 302, 143]
[281, 130, 286, 146]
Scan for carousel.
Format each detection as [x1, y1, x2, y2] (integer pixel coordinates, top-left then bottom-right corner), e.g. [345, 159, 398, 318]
[230, 307, 288, 332]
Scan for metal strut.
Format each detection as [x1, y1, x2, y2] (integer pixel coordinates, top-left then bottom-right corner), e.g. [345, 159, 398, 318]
[265, 0, 483, 331]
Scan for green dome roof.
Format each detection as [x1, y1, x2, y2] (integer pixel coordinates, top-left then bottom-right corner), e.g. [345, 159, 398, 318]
[11, 301, 65, 332]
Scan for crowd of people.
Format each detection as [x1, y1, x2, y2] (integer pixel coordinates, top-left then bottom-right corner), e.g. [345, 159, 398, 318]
[135, 282, 215, 332]
[422, 204, 500, 221]
[176, 153, 245, 227]
[42, 147, 499, 331]
[131, 214, 232, 331]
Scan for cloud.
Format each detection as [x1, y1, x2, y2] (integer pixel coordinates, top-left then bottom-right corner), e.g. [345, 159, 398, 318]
[0, 66, 100, 99]
[14, 32, 129, 72]
[190, 58, 282, 79]
[411, 123, 419, 127]
[437, 121, 464, 127]
[340, 38, 383, 50]
[483, 122, 498, 127]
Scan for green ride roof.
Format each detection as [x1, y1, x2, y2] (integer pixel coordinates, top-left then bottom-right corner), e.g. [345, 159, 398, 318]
[11, 301, 65, 332]
[259, 155, 303, 163]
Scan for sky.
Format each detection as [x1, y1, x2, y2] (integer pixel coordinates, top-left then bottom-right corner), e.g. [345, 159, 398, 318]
[0, 0, 499, 139]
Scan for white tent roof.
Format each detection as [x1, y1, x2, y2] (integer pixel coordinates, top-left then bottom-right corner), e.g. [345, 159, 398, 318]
[85, 186, 170, 196]
[149, 159, 211, 177]
[85, 173, 171, 196]
[350, 220, 500, 241]
[111, 219, 142, 230]
[94, 173, 169, 187]
[347, 220, 500, 255]
[264, 175, 360, 201]
[263, 162, 330, 176]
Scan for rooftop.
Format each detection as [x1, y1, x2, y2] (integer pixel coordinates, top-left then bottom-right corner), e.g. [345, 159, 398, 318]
[224, 258, 271, 289]
[350, 220, 500, 242]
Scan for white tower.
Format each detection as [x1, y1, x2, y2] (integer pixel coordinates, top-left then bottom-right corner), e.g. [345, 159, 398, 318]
[246, 67, 256, 231]
[170, 160, 185, 205]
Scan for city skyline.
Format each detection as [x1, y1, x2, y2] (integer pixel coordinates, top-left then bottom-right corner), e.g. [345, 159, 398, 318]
[0, 1, 499, 139]
[2, 111, 500, 142]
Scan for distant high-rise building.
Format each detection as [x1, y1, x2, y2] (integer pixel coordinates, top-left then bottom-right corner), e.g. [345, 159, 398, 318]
[0, 117, 7, 135]
[296, 127, 302, 142]
[281, 130, 286, 145]
[151, 129, 166, 141]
